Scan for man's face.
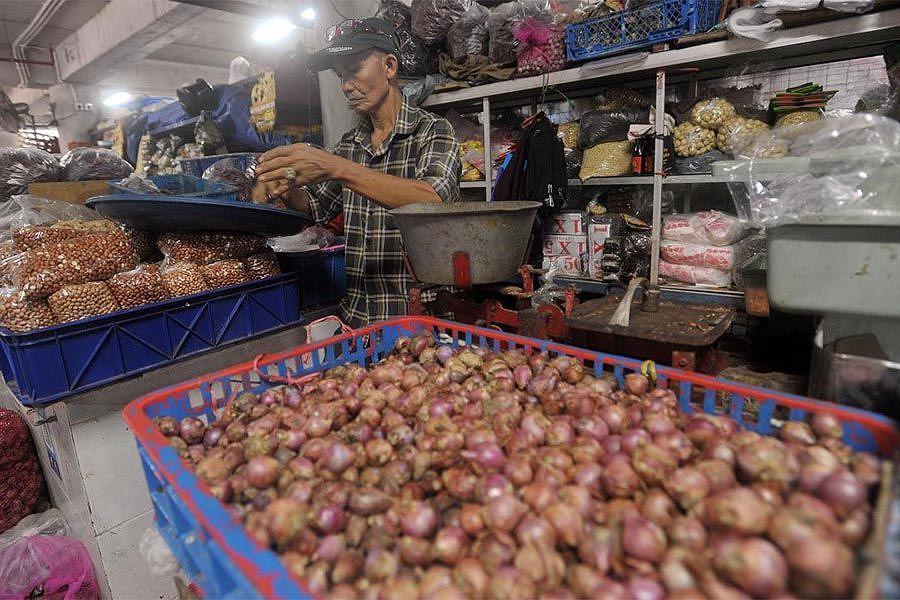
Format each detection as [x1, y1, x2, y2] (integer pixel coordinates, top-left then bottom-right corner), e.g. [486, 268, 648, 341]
[332, 50, 396, 114]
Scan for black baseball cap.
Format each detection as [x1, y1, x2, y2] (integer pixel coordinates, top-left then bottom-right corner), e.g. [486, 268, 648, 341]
[308, 17, 400, 72]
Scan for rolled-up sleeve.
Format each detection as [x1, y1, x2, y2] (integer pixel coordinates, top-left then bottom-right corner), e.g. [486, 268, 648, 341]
[416, 117, 461, 203]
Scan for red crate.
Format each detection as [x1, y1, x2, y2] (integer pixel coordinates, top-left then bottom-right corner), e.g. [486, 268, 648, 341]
[124, 316, 900, 599]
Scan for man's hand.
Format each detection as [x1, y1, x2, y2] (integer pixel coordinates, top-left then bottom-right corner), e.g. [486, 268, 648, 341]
[250, 178, 288, 205]
[256, 143, 344, 188]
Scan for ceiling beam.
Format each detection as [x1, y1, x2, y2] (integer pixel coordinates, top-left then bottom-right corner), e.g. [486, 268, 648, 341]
[96, 58, 230, 95]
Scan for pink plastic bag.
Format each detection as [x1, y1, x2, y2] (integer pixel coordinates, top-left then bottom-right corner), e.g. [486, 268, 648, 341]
[660, 261, 733, 287]
[0, 534, 99, 600]
[662, 211, 748, 247]
[660, 240, 737, 270]
[513, 18, 565, 76]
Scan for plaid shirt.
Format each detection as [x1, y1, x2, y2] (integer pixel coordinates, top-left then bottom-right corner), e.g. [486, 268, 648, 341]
[308, 96, 461, 327]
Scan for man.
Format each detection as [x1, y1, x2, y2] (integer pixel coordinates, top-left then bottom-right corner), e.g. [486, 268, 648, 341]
[253, 18, 461, 328]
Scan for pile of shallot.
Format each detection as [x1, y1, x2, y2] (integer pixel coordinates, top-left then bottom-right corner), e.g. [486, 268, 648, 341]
[155, 334, 883, 599]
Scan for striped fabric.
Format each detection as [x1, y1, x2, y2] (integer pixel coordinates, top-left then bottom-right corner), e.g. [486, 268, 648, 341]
[307, 96, 461, 327]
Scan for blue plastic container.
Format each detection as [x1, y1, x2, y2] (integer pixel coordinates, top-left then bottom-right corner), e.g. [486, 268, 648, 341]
[178, 153, 259, 179]
[0, 273, 302, 406]
[124, 317, 899, 599]
[277, 245, 346, 309]
[566, 0, 723, 62]
[109, 174, 237, 201]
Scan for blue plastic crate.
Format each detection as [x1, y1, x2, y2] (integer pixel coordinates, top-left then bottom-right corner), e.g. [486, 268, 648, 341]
[109, 174, 237, 201]
[124, 317, 899, 599]
[566, 0, 722, 62]
[0, 273, 302, 406]
[277, 245, 347, 309]
[178, 153, 259, 179]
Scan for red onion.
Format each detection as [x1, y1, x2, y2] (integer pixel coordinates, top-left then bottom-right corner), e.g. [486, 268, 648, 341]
[852, 452, 881, 487]
[514, 365, 533, 390]
[715, 537, 787, 598]
[399, 535, 432, 566]
[473, 531, 517, 574]
[788, 492, 840, 534]
[644, 414, 675, 436]
[653, 431, 693, 463]
[203, 427, 223, 447]
[683, 416, 720, 446]
[179, 417, 205, 444]
[574, 416, 609, 441]
[245, 456, 279, 488]
[696, 459, 737, 493]
[515, 515, 557, 549]
[331, 550, 363, 585]
[660, 548, 699, 592]
[622, 428, 652, 454]
[502, 455, 533, 487]
[348, 486, 391, 515]
[433, 527, 468, 565]
[485, 494, 527, 533]
[625, 373, 650, 395]
[461, 442, 505, 472]
[811, 412, 844, 439]
[312, 504, 347, 535]
[570, 436, 604, 464]
[626, 576, 665, 600]
[522, 482, 556, 513]
[156, 416, 179, 436]
[780, 421, 816, 445]
[442, 467, 478, 501]
[736, 438, 798, 490]
[577, 526, 612, 573]
[641, 488, 677, 528]
[489, 566, 536, 600]
[599, 405, 627, 433]
[460, 504, 485, 536]
[667, 516, 707, 551]
[478, 473, 513, 503]
[786, 535, 855, 598]
[465, 428, 497, 449]
[319, 440, 354, 474]
[546, 419, 574, 446]
[666, 466, 710, 510]
[399, 500, 438, 537]
[195, 456, 229, 482]
[627, 406, 643, 427]
[600, 457, 641, 498]
[816, 470, 866, 518]
[622, 515, 666, 563]
[705, 487, 772, 535]
[543, 502, 583, 547]
[632, 442, 677, 486]
[315, 533, 345, 563]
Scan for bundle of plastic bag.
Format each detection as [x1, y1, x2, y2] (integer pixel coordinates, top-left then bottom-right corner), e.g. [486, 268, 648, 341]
[662, 211, 749, 246]
[660, 240, 737, 270]
[0, 148, 61, 199]
[59, 147, 133, 181]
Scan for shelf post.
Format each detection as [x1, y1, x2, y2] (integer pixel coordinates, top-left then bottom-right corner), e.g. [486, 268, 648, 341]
[649, 68, 666, 299]
[483, 97, 492, 202]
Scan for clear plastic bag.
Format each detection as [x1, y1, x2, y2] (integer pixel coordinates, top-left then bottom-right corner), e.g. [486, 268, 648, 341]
[139, 527, 180, 577]
[48, 282, 120, 324]
[201, 260, 251, 288]
[0, 509, 67, 550]
[532, 262, 567, 308]
[0, 532, 99, 600]
[565, 148, 583, 179]
[673, 122, 716, 157]
[107, 264, 169, 310]
[0, 195, 99, 244]
[489, 0, 551, 65]
[675, 149, 728, 175]
[744, 114, 900, 225]
[689, 97, 736, 129]
[115, 173, 161, 194]
[12, 231, 138, 300]
[193, 112, 226, 154]
[717, 116, 769, 154]
[157, 231, 266, 264]
[202, 157, 257, 201]
[660, 261, 733, 287]
[732, 232, 767, 289]
[447, 3, 489, 60]
[160, 262, 209, 297]
[244, 251, 281, 280]
[823, 0, 875, 12]
[268, 226, 336, 252]
[0, 148, 61, 199]
[410, 0, 473, 44]
[579, 141, 633, 179]
[59, 147, 133, 181]
[0, 288, 56, 332]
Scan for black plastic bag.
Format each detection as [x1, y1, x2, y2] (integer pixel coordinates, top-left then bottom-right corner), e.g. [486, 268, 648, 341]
[376, 0, 411, 28]
[59, 147, 133, 181]
[565, 149, 582, 179]
[447, 3, 490, 60]
[0, 148, 61, 198]
[410, 0, 473, 44]
[622, 231, 651, 280]
[578, 109, 647, 148]
[675, 149, 727, 175]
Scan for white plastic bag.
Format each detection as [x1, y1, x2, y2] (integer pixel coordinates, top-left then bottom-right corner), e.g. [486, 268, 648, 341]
[660, 240, 737, 270]
[727, 7, 783, 41]
[824, 0, 875, 12]
[662, 211, 748, 247]
[660, 261, 733, 287]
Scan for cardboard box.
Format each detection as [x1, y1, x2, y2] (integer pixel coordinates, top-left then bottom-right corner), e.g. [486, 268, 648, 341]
[587, 221, 612, 279]
[28, 181, 110, 205]
[542, 255, 582, 277]
[543, 234, 586, 257]
[545, 211, 584, 236]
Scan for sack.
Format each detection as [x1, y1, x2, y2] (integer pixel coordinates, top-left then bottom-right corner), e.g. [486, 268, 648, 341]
[662, 211, 748, 246]
[514, 18, 565, 77]
[661, 240, 737, 270]
[488, 0, 550, 65]
[578, 109, 647, 148]
[0, 533, 99, 599]
[660, 261, 733, 287]
[411, 0, 473, 44]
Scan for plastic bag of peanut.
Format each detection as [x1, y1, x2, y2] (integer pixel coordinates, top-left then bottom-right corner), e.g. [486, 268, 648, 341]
[11, 219, 116, 251]
[0, 242, 18, 285]
[0, 289, 56, 332]
[12, 231, 139, 300]
[48, 281, 120, 324]
[157, 232, 266, 264]
[201, 260, 251, 288]
[122, 227, 158, 262]
[244, 251, 281, 280]
[107, 264, 170, 310]
[160, 262, 209, 297]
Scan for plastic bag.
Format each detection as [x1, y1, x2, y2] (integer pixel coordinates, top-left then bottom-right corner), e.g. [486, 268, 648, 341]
[717, 117, 769, 153]
[727, 7, 783, 41]
[0, 288, 56, 332]
[244, 251, 281, 280]
[447, 3, 489, 60]
[107, 264, 169, 310]
[160, 262, 209, 297]
[673, 122, 716, 157]
[139, 527, 180, 577]
[759, 0, 819, 11]
[0, 408, 43, 534]
[689, 97, 736, 129]
[663, 211, 748, 246]
[675, 149, 728, 175]
[0, 533, 99, 600]
[202, 157, 257, 201]
[410, 0, 473, 44]
[268, 226, 336, 252]
[595, 87, 652, 110]
[0, 509, 67, 550]
[157, 231, 266, 264]
[194, 112, 226, 154]
[565, 149, 583, 179]
[732, 232, 767, 289]
[579, 109, 647, 148]
[579, 141, 633, 179]
[0, 148, 61, 198]
[660, 261, 732, 287]
[201, 260, 251, 288]
[558, 121, 580, 150]
[743, 114, 900, 225]
[514, 18, 565, 77]
[774, 109, 824, 129]
[59, 147, 133, 181]
[0, 196, 96, 245]
[13, 231, 138, 300]
[489, 0, 551, 65]
[823, 0, 875, 12]
[48, 282, 120, 324]
[532, 262, 568, 308]
[377, 0, 412, 28]
[115, 173, 161, 194]
[661, 240, 737, 270]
